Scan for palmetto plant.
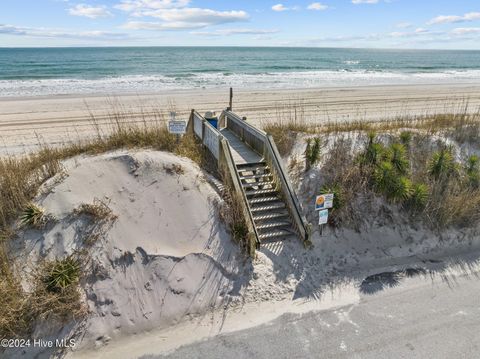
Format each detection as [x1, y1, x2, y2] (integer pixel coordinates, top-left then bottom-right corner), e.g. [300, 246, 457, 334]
[20, 203, 45, 228]
[428, 147, 457, 180]
[43, 256, 80, 293]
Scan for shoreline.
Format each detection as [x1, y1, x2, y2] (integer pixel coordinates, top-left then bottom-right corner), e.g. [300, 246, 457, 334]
[2, 82, 480, 102]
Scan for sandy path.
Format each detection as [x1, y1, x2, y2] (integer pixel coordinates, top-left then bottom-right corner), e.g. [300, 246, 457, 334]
[1, 84, 480, 154]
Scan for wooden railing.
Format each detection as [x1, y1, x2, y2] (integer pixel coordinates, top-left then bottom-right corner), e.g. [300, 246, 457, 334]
[188, 110, 260, 251]
[264, 135, 309, 242]
[223, 110, 310, 243]
[224, 111, 266, 155]
[191, 111, 220, 160]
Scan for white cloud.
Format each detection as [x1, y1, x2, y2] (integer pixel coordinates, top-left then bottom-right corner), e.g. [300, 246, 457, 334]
[272, 4, 288, 12]
[137, 8, 248, 23]
[192, 28, 279, 36]
[428, 12, 480, 25]
[352, 0, 379, 4]
[396, 22, 412, 29]
[68, 4, 112, 19]
[115, 0, 191, 13]
[117, 0, 248, 31]
[0, 24, 128, 39]
[307, 3, 328, 11]
[451, 27, 480, 35]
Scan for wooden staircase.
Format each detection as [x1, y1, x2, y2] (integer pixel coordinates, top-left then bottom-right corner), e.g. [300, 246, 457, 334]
[237, 162, 295, 242]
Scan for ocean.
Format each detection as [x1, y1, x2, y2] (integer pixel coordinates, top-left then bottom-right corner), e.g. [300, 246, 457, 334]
[1, 47, 480, 97]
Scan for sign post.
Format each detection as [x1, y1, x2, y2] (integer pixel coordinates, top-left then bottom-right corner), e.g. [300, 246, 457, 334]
[315, 193, 334, 236]
[168, 112, 186, 144]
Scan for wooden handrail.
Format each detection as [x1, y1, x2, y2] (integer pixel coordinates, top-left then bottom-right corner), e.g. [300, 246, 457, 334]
[265, 135, 309, 242]
[219, 138, 260, 251]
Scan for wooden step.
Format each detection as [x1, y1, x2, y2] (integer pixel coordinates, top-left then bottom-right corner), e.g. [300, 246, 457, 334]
[250, 202, 286, 213]
[256, 221, 292, 230]
[245, 188, 277, 197]
[259, 229, 293, 241]
[253, 211, 289, 221]
[248, 196, 279, 204]
[242, 181, 275, 189]
[237, 166, 269, 174]
[236, 162, 266, 169]
[239, 173, 272, 181]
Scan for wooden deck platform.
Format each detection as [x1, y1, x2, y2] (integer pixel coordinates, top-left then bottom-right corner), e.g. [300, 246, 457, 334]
[220, 128, 262, 164]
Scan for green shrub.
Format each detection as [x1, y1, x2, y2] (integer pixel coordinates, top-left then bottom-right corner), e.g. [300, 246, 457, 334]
[43, 256, 80, 293]
[428, 147, 457, 180]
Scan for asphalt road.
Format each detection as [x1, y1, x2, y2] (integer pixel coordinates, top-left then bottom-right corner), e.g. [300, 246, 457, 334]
[149, 271, 480, 359]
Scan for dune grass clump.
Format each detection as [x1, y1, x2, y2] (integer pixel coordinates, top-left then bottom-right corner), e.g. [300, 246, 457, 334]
[74, 198, 117, 221]
[43, 256, 80, 293]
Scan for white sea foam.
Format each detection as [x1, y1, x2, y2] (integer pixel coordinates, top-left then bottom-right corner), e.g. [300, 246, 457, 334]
[2, 70, 480, 97]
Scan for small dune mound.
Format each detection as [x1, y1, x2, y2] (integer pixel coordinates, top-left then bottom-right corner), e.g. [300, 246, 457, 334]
[13, 150, 243, 355]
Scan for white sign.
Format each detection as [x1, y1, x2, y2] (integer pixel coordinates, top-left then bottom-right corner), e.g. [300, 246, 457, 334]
[319, 209, 329, 225]
[315, 193, 334, 211]
[168, 120, 187, 134]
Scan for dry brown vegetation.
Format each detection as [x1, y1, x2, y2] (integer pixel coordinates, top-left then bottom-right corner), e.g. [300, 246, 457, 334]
[74, 198, 117, 221]
[264, 104, 480, 156]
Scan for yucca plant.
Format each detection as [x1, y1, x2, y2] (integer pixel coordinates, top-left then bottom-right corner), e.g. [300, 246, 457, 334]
[360, 132, 387, 166]
[389, 143, 409, 175]
[428, 147, 457, 180]
[373, 161, 395, 193]
[20, 203, 45, 228]
[406, 183, 429, 210]
[465, 155, 480, 188]
[305, 137, 321, 171]
[43, 256, 80, 293]
[374, 162, 412, 201]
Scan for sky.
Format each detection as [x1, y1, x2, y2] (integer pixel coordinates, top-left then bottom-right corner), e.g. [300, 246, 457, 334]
[1, 0, 480, 48]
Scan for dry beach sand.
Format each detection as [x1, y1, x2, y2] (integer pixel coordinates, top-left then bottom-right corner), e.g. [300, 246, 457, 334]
[2, 84, 480, 155]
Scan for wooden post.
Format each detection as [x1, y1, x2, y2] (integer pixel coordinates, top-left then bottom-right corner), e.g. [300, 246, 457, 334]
[187, 109, 195, 135]
[229, 87, 233, 111]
